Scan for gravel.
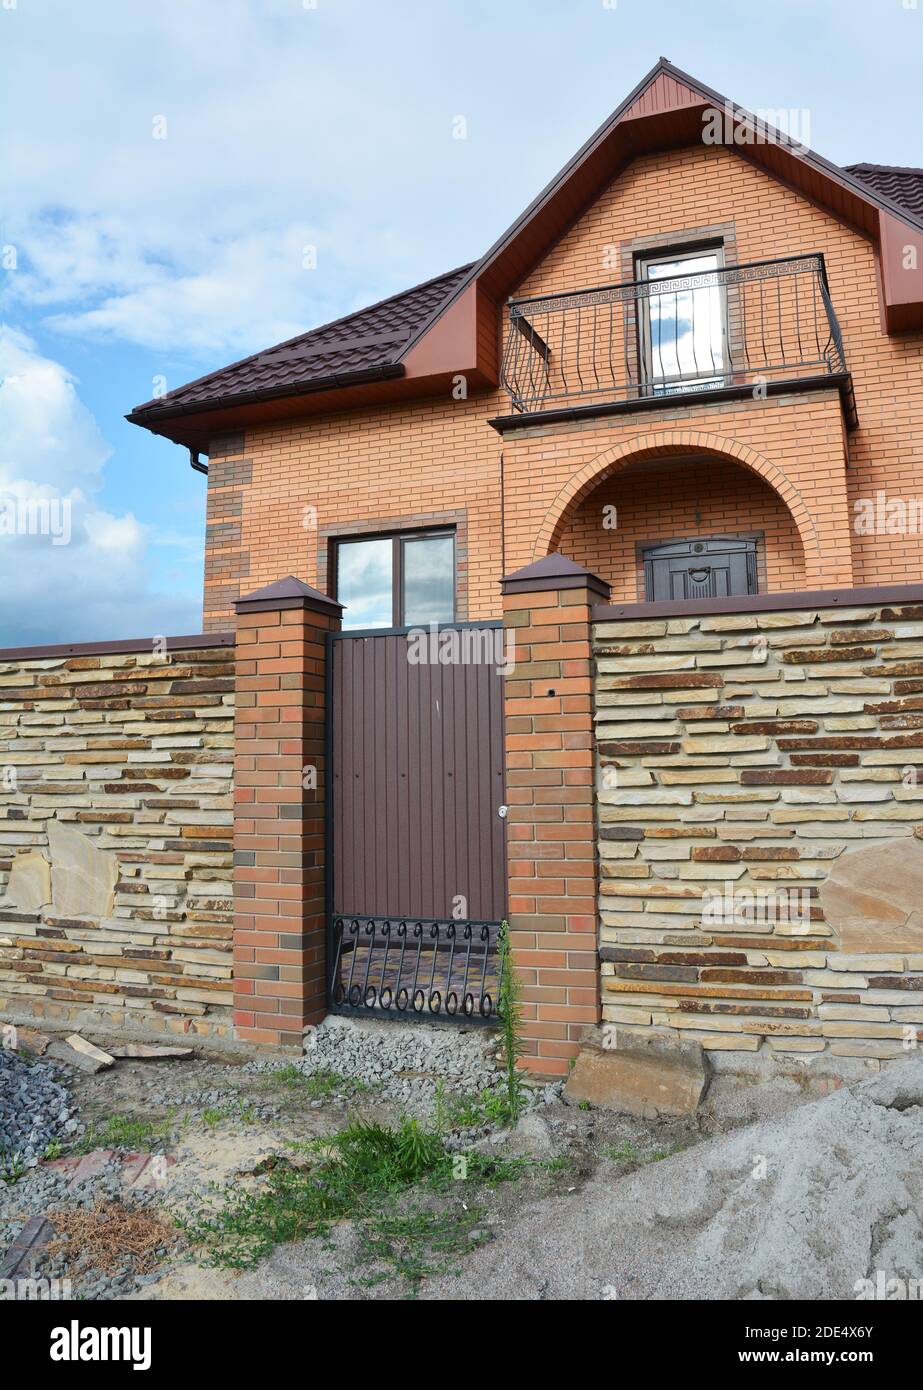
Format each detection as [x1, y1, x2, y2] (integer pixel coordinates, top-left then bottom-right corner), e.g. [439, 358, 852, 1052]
[0, 1016, 566, 1300]
[0, 1048, 78, 1173]
[0, 1150, 171, 1300]
[244, 1014, 561, 1115]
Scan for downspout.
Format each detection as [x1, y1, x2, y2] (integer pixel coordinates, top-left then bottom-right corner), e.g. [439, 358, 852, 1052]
[499, 449, 506, 578]
[189, 449, 208, 475]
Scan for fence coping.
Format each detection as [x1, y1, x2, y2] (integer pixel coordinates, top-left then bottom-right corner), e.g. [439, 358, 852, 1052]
[592, 582, 923, 622]
[0, 631, 234, 662]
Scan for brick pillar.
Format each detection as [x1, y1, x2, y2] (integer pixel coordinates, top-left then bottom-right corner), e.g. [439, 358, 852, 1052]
[232, 576, 342, 1049]
[501, 554, 610, 1077]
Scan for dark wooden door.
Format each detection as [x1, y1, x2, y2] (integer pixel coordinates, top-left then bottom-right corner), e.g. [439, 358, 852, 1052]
[329, 626, 508, 922]
[643, 536, 757, 602]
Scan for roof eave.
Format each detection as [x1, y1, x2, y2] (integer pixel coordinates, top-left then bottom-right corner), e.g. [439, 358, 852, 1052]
[127, 361, 406, 432]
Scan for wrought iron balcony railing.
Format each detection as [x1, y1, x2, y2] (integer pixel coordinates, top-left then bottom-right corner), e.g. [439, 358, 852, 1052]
[500, 253, 855, 425]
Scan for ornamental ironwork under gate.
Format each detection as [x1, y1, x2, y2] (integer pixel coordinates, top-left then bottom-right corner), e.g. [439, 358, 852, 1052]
[326, 624, 508, 1023]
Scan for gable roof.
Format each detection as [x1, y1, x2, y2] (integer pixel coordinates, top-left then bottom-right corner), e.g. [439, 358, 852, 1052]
[129, 58, 923, 449]
[846, 164, 923, 222]
[397, 58, 923, 363]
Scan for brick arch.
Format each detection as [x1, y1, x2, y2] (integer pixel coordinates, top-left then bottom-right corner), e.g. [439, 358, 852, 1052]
[535, 430, 820, 568]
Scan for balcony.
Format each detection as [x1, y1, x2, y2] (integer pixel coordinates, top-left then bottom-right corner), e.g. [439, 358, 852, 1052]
[498, 254, 856, 429]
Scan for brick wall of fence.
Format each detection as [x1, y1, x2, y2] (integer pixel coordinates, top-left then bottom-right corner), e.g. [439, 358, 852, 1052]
[0, 636, 235, 1039]
[593, 594, 923, 1063]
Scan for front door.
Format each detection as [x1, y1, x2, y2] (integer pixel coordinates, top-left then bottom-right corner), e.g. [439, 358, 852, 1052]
[643, 536, 758, 602]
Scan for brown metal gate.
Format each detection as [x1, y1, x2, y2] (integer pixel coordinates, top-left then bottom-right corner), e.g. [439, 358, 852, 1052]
[326, 623, 507, 1022]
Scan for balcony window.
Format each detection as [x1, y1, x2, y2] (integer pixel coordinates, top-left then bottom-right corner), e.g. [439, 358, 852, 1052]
[335, 528, 455, 630]
[637, 246, 726, 393]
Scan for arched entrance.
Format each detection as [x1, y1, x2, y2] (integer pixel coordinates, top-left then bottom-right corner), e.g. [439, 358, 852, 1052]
[535, 432, 818, 600]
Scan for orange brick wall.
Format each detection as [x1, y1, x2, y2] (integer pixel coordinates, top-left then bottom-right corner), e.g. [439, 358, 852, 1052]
[558, 455, 807, 599]
[233, 593, 339, 1050]
[203, 142, 923, 626]
[502, 576, 603, 1075]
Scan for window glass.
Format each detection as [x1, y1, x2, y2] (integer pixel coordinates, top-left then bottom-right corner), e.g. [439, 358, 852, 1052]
[403, 534, 455, 625]
[642, 250, 724, 388]
[337, 537, 393, 629]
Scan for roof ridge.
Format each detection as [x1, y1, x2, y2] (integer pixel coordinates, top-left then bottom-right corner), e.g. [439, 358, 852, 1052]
[846, 162, 923, 176]
[397, 55, 923, 366]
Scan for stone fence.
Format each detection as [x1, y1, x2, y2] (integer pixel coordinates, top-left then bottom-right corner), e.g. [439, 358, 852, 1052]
[0, 635, 235, 1039]
[593, 593, 923, 1066]
[5, 568, 923, 1073]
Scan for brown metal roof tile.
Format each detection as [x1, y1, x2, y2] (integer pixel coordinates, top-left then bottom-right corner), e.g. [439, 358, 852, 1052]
[846, 164, 923, 221]
[129, 262, 472, 418]
[128, 61, 923, 437]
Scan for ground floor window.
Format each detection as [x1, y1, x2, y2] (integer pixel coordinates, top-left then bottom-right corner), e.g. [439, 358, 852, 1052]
[334, 528, 455, 629]
[642, 535, 758, 601]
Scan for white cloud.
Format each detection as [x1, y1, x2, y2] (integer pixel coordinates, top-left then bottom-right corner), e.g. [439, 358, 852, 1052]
[1, 0, 489, 360]
[41, 227, 318, 358]
[0, 328, 200, 645]
[3, 0, 919, 368]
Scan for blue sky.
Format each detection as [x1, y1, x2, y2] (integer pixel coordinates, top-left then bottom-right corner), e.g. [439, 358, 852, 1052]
[1, 0, 920, 645]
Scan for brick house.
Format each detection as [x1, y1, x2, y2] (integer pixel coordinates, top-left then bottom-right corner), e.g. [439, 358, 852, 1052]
[3, 61, 923, 1082]
[129, 59, 923, 623]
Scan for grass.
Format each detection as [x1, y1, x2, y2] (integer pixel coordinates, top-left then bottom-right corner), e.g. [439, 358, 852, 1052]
[201, 1099, 259, 1128]
[262, 1065, 370, 1100]
[353, 1203, 489, 1293]
[432, 1081, 534, 1133]
[603, 1140, 683, 1166]
[74, 1113, 173, 1155]
[179, 1115, 444, 1271]
[178, 1114, 527, 1291]
[603, 1141, 642, 1165]
[433, 1084, 485, 1131]
[0, 1151, 26, 1184]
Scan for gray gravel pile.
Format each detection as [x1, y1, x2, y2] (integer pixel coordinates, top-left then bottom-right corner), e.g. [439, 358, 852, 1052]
[244, 1015, 564, 1132]
[0, 1048, 78, 1173]
[168, 1086, 280, 1121]
[395, 1055, 923, 1301]
[245, 1015, 530, 1112]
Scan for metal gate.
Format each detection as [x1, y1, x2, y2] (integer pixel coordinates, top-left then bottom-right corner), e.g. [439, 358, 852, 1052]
[326, 623, 507, 1023]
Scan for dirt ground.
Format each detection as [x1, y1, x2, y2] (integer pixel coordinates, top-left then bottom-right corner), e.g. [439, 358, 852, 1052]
[5, 1036, 706, 1300]
[10, 1027, 898, 1301]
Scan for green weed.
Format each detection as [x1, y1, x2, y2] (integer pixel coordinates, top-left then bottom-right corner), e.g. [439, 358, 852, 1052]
[75, 1113, 171, 1154]
[179, 1114, 524, 1289]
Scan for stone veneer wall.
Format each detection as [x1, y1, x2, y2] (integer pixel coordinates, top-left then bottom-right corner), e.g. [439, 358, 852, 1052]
[593, 599, 923, 1066]
[0, 640, 235, 1038]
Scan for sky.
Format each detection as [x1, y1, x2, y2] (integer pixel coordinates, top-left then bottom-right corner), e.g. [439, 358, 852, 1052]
[1, 0, 921, 646]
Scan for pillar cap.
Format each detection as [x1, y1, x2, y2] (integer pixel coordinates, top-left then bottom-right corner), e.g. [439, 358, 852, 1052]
[234, 575, 343, 616]
[500, 553, 611, 599]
